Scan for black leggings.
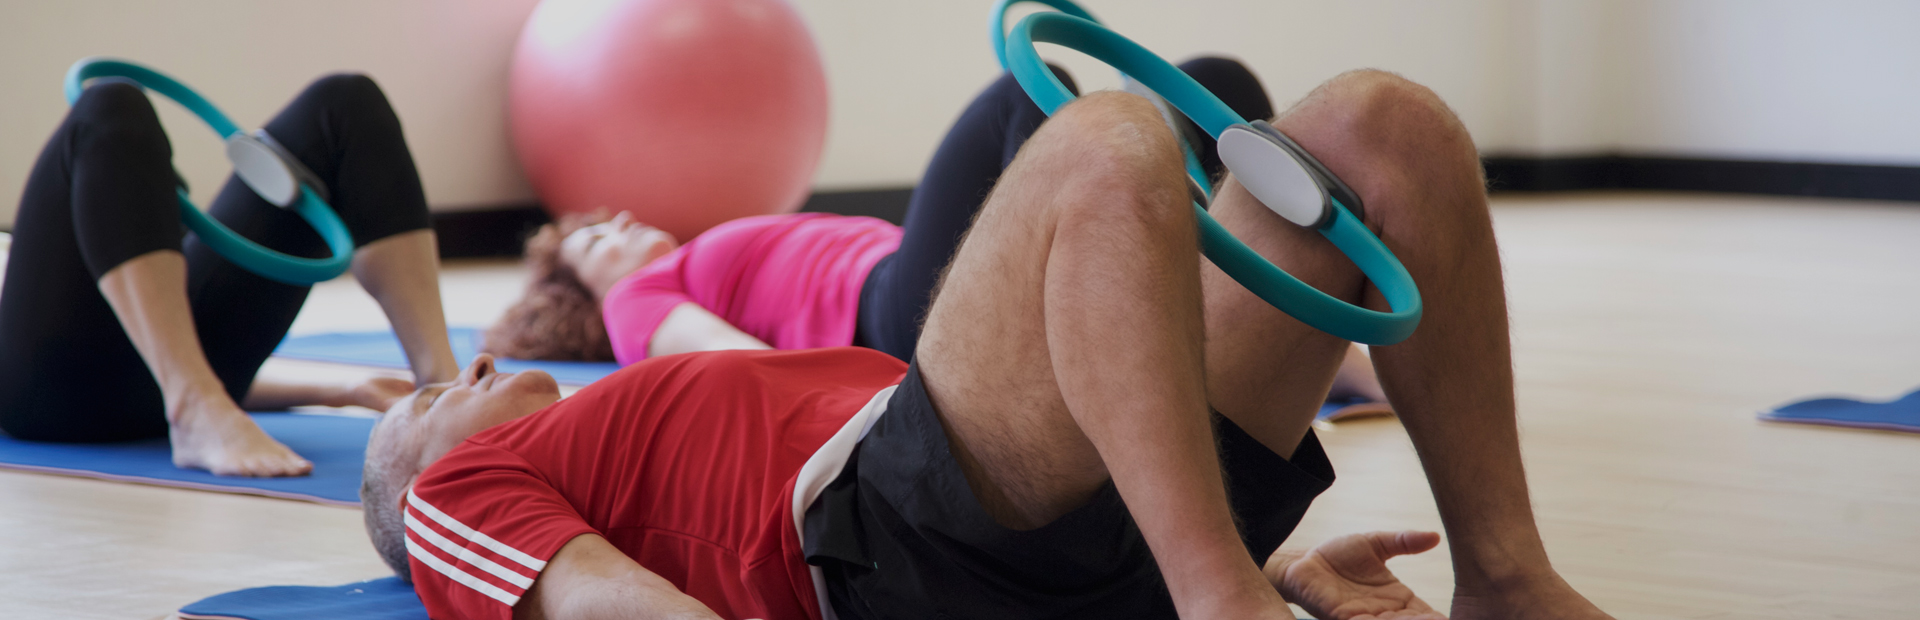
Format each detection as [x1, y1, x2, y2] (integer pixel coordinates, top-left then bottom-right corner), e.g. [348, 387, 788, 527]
[0, 75, 430, 443]
[855, 57, 1275, 361]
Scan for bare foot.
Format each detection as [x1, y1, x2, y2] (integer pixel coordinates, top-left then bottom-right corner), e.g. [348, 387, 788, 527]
[168, 392, 312, 477]
[348, 376, 416, 412]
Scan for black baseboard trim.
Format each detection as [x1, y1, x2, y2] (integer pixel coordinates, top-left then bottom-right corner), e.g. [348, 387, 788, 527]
[431, 206, 552, 259]
[429, 187, 919, 259]
[1483, 155, 1920, 201]
[800, 187, 915, 225]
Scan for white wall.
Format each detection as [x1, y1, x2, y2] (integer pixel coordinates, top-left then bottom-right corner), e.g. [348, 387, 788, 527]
[1606, 0, 1920, 164]
[3, 0, 1918, 227]
[0, 0, 543, 223]
[1505, 0, 1920, 164]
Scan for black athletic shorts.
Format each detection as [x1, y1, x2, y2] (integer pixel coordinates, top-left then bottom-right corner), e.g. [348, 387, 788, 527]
[803, 362, 1335, 619]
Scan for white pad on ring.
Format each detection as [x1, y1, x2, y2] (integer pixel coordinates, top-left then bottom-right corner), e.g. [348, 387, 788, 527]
[226, 132, 302, 208]
[1218, 124, 1329, 228]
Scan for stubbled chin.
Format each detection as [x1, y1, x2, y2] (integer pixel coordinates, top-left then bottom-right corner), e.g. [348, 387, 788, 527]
[517, 372, 561, 400]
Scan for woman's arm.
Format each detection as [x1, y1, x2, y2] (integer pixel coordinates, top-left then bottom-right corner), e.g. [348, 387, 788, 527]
[515, 534, 733, 620]
[647, 303, 772, 358]
[240, 376, 415, 411]
[352, 229, 460, 384]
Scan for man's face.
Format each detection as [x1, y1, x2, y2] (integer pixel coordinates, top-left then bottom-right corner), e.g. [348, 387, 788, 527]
[373, 354, 562, 478]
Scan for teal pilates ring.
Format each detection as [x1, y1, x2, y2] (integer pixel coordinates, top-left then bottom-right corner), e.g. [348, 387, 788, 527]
[998, 10, 1421, 345]
[64, 58, 354, 285]
[990, 0, 1213, 196]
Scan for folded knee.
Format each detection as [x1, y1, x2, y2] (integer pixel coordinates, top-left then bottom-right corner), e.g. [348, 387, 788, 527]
[69, 80, 168, 144]
[1035, 92, 1190, 213]
[307, 73, 383, 104]
[1313, 69, 1474, 156]
[301, 73, 401, 127]
[1321, 70, 1450, 123]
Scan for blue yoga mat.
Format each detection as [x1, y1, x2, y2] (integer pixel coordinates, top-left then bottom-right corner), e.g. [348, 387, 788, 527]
[274, 328, 621, 386]
[1318, 396, 1393, 423]
[0, 413, 371, 506]
[172, 578, 1314, 620]
[1759, 387, 1920, 434]
[178, 577, 424, 620]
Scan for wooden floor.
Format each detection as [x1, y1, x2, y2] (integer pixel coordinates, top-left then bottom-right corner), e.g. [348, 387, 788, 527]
[3, 192, 1917, 619]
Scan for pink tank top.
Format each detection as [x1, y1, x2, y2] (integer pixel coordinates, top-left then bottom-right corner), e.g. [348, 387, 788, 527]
[601, 213, 903, 365]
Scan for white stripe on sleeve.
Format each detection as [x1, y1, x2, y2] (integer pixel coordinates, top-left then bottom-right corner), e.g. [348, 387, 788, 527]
[405, 510, 537, 589]
[406, 535, 522, 606]
[407, 488, 549, 571]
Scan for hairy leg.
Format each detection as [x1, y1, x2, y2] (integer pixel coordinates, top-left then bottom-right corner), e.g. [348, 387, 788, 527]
[1199, 70, 1607, 618]
[915, 91, 1288, 619]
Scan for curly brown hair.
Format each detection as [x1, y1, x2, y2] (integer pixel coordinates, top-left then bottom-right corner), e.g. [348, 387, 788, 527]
[481, 214, 616, 361]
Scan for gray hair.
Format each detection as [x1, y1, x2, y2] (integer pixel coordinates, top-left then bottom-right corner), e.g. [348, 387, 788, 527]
[361, 423, 419, 583]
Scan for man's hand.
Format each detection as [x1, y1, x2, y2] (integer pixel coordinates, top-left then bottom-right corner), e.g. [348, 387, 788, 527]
[1263, 530, 1446, 620]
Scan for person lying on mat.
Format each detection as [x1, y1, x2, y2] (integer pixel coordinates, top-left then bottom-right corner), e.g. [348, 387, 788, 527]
[481, 57, 1388, 407]
[0, 75, 459, 477]
[363, 69, 1612, 620]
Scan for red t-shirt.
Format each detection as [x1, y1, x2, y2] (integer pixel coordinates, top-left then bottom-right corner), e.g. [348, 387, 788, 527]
[602, 214, 903, 365]
[405, 348, 908, 620]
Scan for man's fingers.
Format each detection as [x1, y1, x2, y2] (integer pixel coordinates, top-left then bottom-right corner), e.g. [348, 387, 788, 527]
[1368, 530, 1441, 559]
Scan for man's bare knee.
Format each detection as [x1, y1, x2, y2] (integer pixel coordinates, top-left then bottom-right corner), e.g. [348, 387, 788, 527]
[1276, 70, 1487, 229]
[1312, 70, 1470, 142]
[1020, 91, 1192, 230]
[1047, 91, 1184, 166]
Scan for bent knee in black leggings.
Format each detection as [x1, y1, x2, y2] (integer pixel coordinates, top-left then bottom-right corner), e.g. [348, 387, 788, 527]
[68, 80, 189, 279]
[255, 72, 429, 248]
[303, 74, 391, 119]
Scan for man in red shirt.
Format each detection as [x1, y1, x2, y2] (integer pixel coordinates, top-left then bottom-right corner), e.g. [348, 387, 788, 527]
[365, 70, 1614, 620]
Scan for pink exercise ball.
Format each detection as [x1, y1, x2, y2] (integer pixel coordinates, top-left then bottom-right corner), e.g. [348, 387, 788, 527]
[509, 0, 828, 241]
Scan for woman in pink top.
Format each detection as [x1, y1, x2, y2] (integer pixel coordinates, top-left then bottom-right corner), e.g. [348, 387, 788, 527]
[574, 210, 902, 365]
[483, 60, 1389, 407]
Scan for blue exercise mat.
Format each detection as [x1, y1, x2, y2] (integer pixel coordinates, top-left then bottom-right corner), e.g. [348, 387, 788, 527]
[178, 577, 424, 620]
[172, 577, 1297, 620]
[0, 413, 371, 506]
[274, 327, 622, 386]
[1318, 395, 1393, 423]
[1759, 387, 1920, 434]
